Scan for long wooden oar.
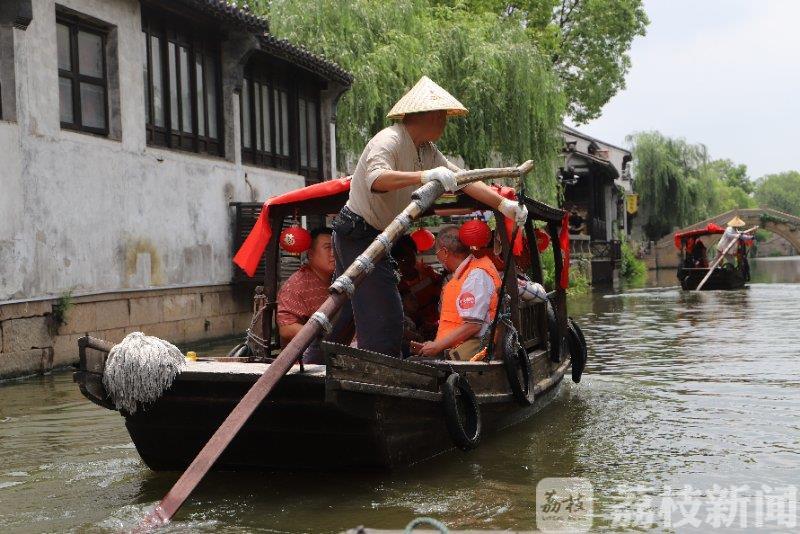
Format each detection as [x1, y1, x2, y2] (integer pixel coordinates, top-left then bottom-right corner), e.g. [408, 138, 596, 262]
[136, 160, 535, 530]
[695, 225, 757, 291]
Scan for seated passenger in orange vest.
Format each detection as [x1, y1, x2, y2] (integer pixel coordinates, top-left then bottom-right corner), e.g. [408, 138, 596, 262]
[392, 235, 443, 340]
[276, 228, 335, 364]
[417, 226, 501, 360]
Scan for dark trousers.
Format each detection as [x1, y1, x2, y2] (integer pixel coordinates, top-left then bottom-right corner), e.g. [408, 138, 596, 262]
[329, 207, 403, 357]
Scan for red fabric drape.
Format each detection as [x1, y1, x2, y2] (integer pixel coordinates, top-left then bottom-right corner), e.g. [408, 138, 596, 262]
[234, 179, 530, 278]
[233, 177, 351, 277]
[559, 212, 570, 289]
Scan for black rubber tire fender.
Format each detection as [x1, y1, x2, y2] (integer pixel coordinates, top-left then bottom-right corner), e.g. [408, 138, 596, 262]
[567, 317, 587, 383]
[546, 300, 562, 363]
[227, 342, 252, 358]
[502, 330, 534, 405]
[441, 373, 482, 451]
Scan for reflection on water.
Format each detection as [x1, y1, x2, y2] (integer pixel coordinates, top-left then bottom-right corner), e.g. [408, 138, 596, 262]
[750, 256, 800, 283]
[1, 260, 800, 532]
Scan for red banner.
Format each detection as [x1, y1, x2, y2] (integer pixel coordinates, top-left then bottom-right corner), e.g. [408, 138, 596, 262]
[559, 212, 570, 289]
[233, 178, 351, 277]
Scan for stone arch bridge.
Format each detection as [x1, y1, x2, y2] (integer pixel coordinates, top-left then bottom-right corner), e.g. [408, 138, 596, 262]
[644, 208, 800, 270]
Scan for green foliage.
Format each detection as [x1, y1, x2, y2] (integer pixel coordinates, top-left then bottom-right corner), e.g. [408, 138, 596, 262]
[540, 247, 556, 288]
[759, 212, 789, 225]
[539, 247, 589, 294]
[706, 159, 754, 194]
[266, 0, 567, 201]
[619, 240, 645, 284]
[49, 290, 73, 334]
[628, 131, 756, 241]
[754, 229, 770, 242]
[627, 131, 708, 240]
[434, 0, 649, 123]
[754, 171, 800, 217]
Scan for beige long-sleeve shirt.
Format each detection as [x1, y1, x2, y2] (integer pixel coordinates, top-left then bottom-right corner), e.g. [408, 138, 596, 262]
[345, 123, 459, 230]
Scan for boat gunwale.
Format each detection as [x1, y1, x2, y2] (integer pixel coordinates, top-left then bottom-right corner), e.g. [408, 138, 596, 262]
[76, 335, 569, 407]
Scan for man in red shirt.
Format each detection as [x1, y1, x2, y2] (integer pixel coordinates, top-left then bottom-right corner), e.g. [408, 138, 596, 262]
[277, 228, 334, 364]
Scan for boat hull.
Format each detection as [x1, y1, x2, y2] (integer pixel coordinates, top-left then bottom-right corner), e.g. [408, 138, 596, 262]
[75, 337, 570, 471]
[123, 375, 564, 471]
[678, 266, 747, 290]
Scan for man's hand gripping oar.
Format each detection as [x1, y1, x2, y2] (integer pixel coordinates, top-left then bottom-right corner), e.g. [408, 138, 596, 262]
[135, 160, 534, 531]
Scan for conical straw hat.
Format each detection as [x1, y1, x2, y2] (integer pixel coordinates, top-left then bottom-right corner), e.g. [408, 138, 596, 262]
[386, 76, 468, 120]
[726, 215, 746, 228]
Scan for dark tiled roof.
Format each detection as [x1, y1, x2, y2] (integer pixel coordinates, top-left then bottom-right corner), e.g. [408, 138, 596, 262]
[561, 124, 631, 155]
[259, 34, 353, 86]
[177, 0, 268, 33]
[160, 1, 351, 85]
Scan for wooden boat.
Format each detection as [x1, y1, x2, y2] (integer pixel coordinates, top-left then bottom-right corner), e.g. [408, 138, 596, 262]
[675, 224, 750, 290]
[74, 181, 586, 471]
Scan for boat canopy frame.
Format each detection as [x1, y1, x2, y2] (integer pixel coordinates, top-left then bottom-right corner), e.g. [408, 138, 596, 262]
[247, 181, 568, 357]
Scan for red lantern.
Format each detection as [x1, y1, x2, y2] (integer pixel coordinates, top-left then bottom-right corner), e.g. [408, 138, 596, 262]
[534, 229, 551, 252]
[459, 220, 492, 248]
[279, 225, 312, 254]
[410, 228, 436, 252]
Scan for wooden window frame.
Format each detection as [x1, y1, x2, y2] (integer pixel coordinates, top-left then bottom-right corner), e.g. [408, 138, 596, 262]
[297, 88, 322, 183]
[142, 9, 223, 157]
[240, 59, 324, 182]
[57, 14, 109, 136]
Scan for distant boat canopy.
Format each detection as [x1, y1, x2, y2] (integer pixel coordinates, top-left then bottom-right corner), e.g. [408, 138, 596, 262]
[674, 223, 725, 250]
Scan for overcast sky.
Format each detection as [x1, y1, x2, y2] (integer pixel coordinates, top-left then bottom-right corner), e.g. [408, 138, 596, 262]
[569, 0, 800, 180]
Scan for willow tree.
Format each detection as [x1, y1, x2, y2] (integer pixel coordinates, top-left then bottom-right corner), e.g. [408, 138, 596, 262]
[260, 0, 566, 201]
[627, 131, 710, 240]
[628, 131, 755, 240]
[433, 0, 649, 123]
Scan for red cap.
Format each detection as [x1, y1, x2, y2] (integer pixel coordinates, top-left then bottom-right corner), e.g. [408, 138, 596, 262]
[459, 220, 492, 248]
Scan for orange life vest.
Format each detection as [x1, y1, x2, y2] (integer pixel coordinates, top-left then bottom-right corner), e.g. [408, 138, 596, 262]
[436, 255, 501, 343]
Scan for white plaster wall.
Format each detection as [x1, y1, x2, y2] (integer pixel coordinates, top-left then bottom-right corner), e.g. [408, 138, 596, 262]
[0, 0, 305, 301]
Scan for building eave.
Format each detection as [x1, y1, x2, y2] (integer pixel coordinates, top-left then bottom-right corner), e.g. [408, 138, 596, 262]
[561, 124, 631, 156]
[171, 0, 269, 33]
[258, 34, 353, 86]
[564, 151, 620, 181]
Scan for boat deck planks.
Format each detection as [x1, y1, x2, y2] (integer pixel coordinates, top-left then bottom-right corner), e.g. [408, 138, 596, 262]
[179, 360, 326, 381]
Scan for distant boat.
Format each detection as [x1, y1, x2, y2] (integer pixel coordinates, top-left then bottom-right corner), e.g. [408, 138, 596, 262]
[74, 181, 587, 471]
[674, 224, 750, 290]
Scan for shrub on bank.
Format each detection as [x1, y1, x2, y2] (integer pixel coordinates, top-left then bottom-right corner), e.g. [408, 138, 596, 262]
[620, 240, 647, 285]
[540, 248, 590, 295]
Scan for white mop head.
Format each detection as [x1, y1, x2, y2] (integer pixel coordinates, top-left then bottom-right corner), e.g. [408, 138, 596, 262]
[102, 331, 185, 414]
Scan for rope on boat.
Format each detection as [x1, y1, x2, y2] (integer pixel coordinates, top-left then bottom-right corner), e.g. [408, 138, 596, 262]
[472, 290, 519, 362]
[102, 332, 185, 414]
[244, 305, 269, 355]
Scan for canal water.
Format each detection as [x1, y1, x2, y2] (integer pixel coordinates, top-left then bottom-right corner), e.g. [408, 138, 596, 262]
[1, 258, 799, 533]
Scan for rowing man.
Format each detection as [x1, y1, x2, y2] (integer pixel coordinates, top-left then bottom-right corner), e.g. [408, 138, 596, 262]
[713, 216, 755, 266]
[330, 76, 528, 358]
